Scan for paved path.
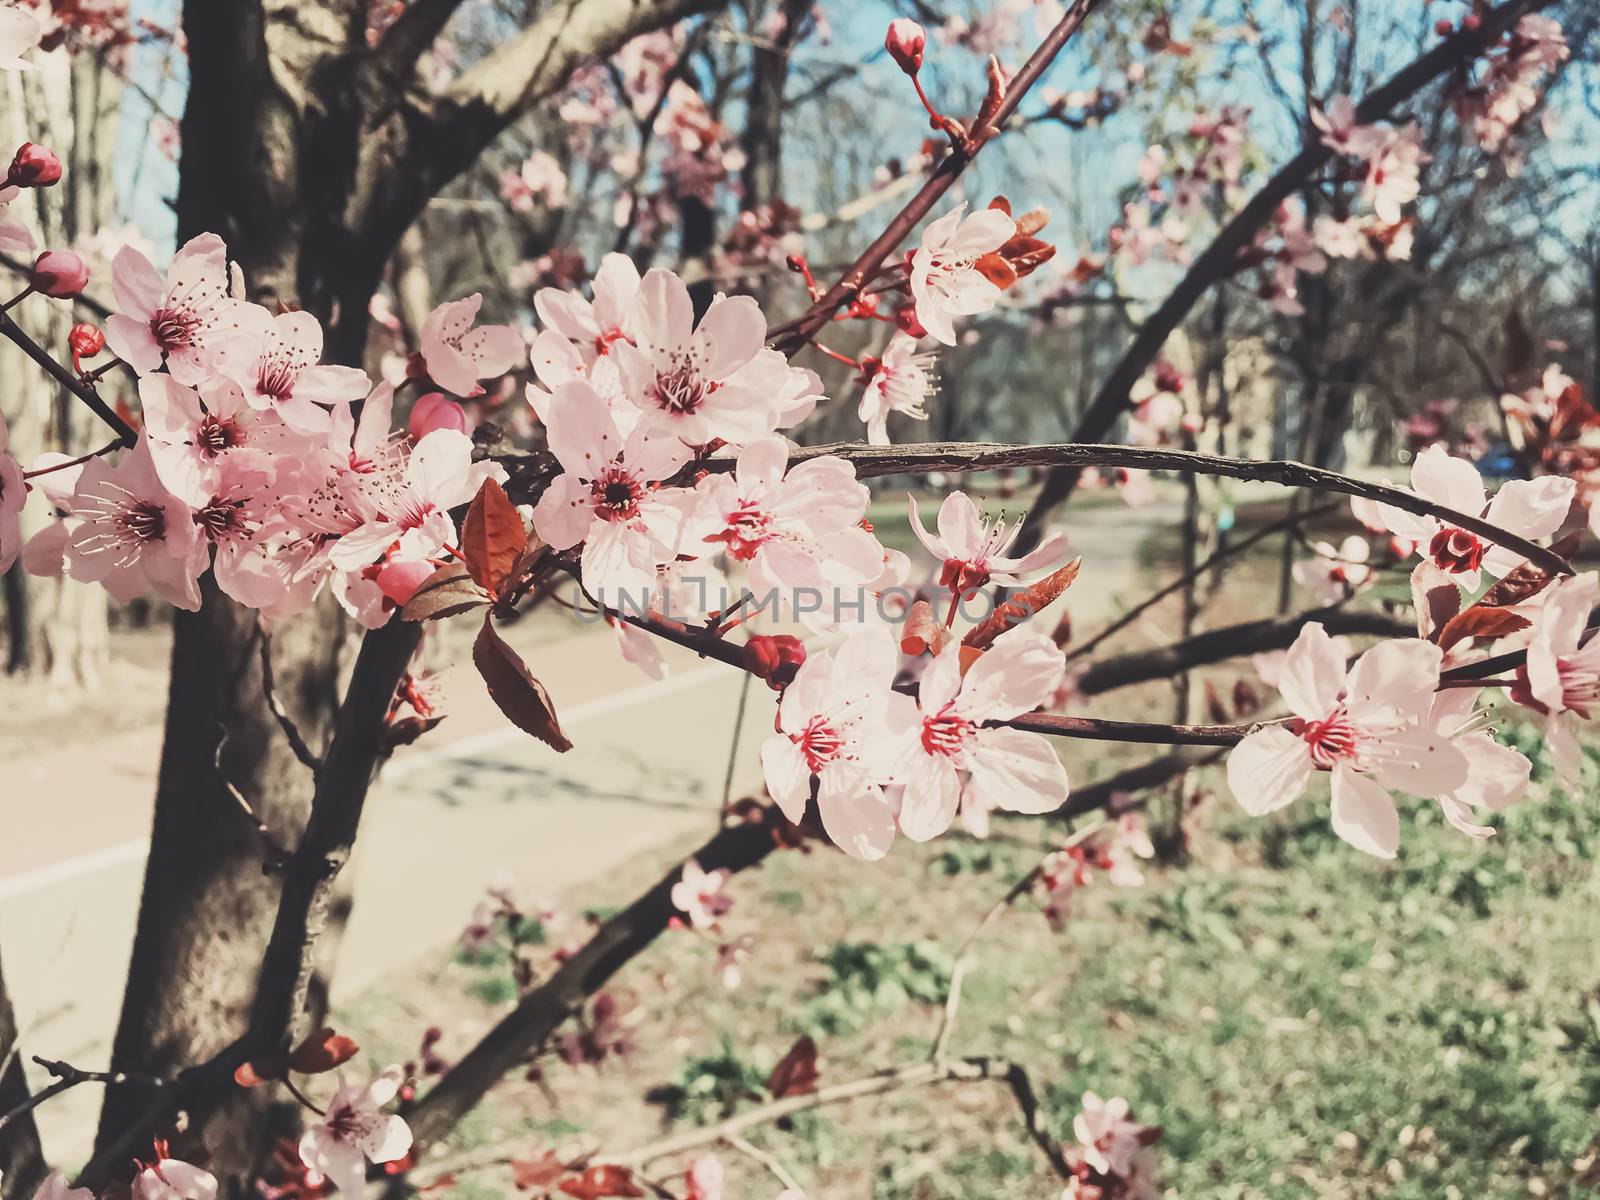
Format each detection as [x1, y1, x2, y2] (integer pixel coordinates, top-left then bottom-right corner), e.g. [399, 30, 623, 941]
[0, 492, 1212, 1165]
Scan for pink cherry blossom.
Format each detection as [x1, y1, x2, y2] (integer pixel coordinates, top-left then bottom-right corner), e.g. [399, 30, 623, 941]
[138, 375, 304, 505]
[858, 333, 936, 444]
[298, 1067, 413, 1199]
[331, 428, 506, 570]
[760, 628, 905, 860]
[684, 1153, 724, 1200]
[531, 379, 694, 602]
[889, 626, 1070, 841]
[908, 490, 1072, 599]
[612, 268, 782, 445]
[1309, 95, 1378, 157]
[695, 436, 881, 616]
[908, 203, 1015, 345]
[1291, 535, 1374, 605]
[1376, 445, 1573, 588]
[1073, 1091, 1143, 1177]
[419, 294, 523, 397]
[1226, 622, 1468, 858]
[670, 859, 732, 929]
[231, 309, 371, 432]
[1360, 124, 1425, 225]
[0, 6, 42, 70]
[104, 234, 265, 386]
[130, 1158, 218, 1200]
[1519, 570, 1600, 787]
[1426, 687, 1531, 838]
[534, 251, 641, 365]
[66, 438, 205, 610]
[0, 408, 25, 573]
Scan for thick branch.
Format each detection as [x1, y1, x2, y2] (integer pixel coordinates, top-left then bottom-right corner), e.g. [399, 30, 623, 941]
[1017, 0, 1553, 544]
[1074, 606, 1412, 696]
[500, 439, 1571, 577]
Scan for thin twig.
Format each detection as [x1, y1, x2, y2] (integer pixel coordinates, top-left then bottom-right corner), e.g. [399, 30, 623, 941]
[722, 1134, 805, 1195]
[766, 0, 1103, 356]
[931, 820, 1105, 1063]
[213, 729, 291, 869]
[0, 309, 136, 447]
[256, 623, 325, 775]
[1064, 501, 1341, 665]
[0, 1057, 168, 1139]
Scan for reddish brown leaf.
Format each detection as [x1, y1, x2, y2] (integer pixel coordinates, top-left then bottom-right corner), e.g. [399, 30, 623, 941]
[512, 1151, 567, 1191]
[558, 1166, 644, 1199]
[765, 1035, 820, 1099]
[986, 195, 1012, 216]
[957, 643, 984, 676]
[974, 252, 1018, 290]
[474, 617, 573, 752]
[1436, 606, 1532, 653]
[233, 1058, 282, 1088]
[900, 599, 950, 657]
[1012, 207, 1051, 238]
[401, 561, 489, 622]
[387, 714, 446, 748]
[1409, 562, 1462, 640]
[461, 478, 527, 596]
[288, 1027, 360, 1075]
[963, 558, 1082, 650]
[1479, 531, 1579, 608]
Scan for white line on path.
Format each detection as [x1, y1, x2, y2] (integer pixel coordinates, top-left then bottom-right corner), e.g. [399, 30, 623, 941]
[0, 658, 735, 901]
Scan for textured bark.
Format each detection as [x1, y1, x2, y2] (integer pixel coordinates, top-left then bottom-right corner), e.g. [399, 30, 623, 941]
[0, 951, 46, 1200]
[96, 0, 737, 1179]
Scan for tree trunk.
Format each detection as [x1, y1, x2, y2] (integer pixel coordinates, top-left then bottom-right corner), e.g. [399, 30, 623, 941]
[0, 950, 46, 1200]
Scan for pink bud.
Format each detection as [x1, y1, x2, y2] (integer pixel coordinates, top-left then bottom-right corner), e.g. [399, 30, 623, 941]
[377, 558, 437, 606]
[31, 250, 90, 299]
[409, 392, 474, 439]
[742, 634, 807, 690]
[6, 143, 61, 189]
[885, 18, 925, 76]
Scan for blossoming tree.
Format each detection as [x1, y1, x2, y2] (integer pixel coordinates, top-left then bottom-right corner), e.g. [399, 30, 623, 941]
[0, 0, 1594, 1196]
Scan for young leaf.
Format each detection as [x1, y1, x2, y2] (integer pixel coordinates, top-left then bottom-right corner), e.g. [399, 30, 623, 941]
[287, 1027, 360, 1075]
[765, 1034, 820, 1099]
[400, 561, 489, 622]
[461, 478, 527, 596]
[900, 599, 950, 657]
[474, 617, 574, 752]
[962, 558, 1082, 650]
[1436, 606, 1531, 653]
[1479, 531, 1579, 609]
[511, 1150, 566, 1192]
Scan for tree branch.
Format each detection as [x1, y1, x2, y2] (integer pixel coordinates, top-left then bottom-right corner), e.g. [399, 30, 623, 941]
[0, 309, 137, 447]
[0, 953, 46, 1200]
[499, 439, 1572, 577]
[765, 0, 1104, 356]
[1016, 0, 1554, 545]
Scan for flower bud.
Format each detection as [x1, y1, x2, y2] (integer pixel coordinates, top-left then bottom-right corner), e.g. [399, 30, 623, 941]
[377, 557, 436, 606]
[68, 321, 105, 358]
[31, 250, 89, 299]
[885, 18, 925, 76]
[742, 634, 806, 690]
[6, 142, 61, 189]
[408, 392, 475, 439]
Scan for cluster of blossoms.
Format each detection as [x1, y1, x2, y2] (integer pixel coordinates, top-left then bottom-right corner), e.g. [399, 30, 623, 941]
[1234, 444, 1582, 856]
[1034, 814, 1155, 930]
[8, 233, 518, 627]
[1451, 13, 1569, 153]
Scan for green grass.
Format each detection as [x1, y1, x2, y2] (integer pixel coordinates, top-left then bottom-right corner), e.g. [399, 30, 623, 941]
[374, 729, 1600, 1199]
